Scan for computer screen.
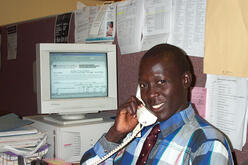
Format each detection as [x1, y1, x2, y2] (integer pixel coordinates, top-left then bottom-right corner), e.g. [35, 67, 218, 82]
[50, 52, 108, 99]
[36, 43, 117, 123]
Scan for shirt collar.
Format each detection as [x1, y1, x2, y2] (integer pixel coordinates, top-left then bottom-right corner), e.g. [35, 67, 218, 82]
[158, 103, 195, 138]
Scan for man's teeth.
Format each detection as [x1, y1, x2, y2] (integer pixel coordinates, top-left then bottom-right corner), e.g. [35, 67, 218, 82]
[152, 103, 164, 109]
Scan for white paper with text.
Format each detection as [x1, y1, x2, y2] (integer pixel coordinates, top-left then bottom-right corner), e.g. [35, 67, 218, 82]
[117, 0, 144, 54]
[205, 74, 248, 150]
[141, 0, 172, 51]
[168, 0, 207, 57]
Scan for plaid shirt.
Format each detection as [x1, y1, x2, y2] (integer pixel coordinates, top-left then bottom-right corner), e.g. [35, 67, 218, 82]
[81, 104, 234, 165]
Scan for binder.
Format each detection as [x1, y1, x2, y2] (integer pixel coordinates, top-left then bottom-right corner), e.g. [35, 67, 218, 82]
[0, 127, 38, 137]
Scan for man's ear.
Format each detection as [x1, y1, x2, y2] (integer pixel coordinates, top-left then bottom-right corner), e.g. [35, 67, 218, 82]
[182, 72, 192, 88]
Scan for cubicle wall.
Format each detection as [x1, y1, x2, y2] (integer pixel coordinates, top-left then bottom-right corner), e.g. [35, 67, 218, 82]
[0, 16, 74, 117]
[0, 13, 247, 164]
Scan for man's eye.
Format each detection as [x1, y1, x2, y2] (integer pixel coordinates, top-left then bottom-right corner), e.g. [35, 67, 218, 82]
[157, 80, 166, 85]
[140, 83, 145, 88]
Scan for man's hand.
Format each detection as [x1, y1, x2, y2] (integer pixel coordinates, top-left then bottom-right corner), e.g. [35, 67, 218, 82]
[105, 96, 143, 143]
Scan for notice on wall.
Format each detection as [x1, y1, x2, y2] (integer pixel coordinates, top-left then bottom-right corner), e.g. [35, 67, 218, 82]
[141, 0, 172, 51]
[86, 4, 116, 43]
[167, 0, 207, 57]
[190, 87, 207, 118]
[205, 74, 248, 150]
[117, 0, 144, 54]
[55, 12, 72, 43]
[75, 4, 116, 43]
[74, 7, 91, 43]
[7, 25, 17, 60]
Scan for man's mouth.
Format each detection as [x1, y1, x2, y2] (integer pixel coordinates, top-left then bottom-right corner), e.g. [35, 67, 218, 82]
[152, 103, 164, 110]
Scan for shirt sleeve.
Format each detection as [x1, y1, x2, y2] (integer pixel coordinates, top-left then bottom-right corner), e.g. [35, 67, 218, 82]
[80, 134, 120, 165]
[192, 139, 234, 165]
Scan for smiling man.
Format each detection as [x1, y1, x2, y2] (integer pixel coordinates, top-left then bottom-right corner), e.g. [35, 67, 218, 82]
[80, 44, 234, 165]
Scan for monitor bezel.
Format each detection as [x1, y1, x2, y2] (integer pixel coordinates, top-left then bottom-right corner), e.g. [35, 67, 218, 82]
[36, 43, 117, 115]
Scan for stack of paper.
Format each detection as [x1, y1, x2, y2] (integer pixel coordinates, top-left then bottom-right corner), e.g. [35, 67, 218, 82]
[0, 127, 46, 151]
[0, 114, 48, 165]
[0, 144, 49, 165]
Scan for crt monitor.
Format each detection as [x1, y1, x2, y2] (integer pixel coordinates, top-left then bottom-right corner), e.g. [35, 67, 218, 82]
[36, 43, 117, 122]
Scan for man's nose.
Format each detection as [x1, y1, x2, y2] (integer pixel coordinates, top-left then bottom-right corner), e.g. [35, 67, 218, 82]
[147, 86, 159, 98]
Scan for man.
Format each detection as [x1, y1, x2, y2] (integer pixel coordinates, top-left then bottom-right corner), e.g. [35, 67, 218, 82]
[81, 44, 234, 165]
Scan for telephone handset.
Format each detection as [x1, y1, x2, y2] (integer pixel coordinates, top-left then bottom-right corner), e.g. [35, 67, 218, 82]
[136, 105, 158, 126]
[136, 85, 157, 126]
[91, 101, 157, 165]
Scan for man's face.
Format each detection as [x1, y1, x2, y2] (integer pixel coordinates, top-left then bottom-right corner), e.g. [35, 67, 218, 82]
[138, 55, 189, 122]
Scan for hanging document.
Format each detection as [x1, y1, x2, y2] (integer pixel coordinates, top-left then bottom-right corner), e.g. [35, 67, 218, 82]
[117, 0, 144, 54]
[168, 0, 207, 57]
[205, 74, 248, 150]
[141, 0, 172, 51]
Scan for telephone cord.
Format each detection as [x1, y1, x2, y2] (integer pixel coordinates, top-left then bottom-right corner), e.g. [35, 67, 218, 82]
[92, 123, 144, 165]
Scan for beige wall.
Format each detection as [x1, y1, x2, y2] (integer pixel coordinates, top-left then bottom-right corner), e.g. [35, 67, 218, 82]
[0, 0, 104, 26]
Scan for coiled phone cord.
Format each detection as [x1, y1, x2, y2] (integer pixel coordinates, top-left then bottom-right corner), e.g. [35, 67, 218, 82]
[92, 123, 144, 165]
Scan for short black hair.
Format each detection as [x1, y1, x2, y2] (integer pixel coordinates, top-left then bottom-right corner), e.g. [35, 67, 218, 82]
[141, 43, 191, 74]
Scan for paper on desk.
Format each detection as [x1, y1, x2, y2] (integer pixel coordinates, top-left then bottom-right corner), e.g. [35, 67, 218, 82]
[117, 0, 144, 54]
[0, 113, 33, 132]
[205, 74, 248, 150]
[141, 0, 172, 51]
[204, 0, 248, 77]
[190, 87, 207, 119]
[167, 0, 206, 57]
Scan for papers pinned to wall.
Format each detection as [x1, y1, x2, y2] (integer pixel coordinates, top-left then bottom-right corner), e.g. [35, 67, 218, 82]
[141, 0, 172, 51]
[205, 74, 248, 150]
[74, 4, 116, 44]
[55, 13, 72, 43]
[7, 25, 17, 60]
[167, 0, 207, 57]
[75, 6, 92, 43]
[116, 0, 144, 54]
[74, 0, 207, 56]
[190, 87, 207, 119]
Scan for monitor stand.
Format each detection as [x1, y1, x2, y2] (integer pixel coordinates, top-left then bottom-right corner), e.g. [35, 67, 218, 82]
[43, 113, 103, 125]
